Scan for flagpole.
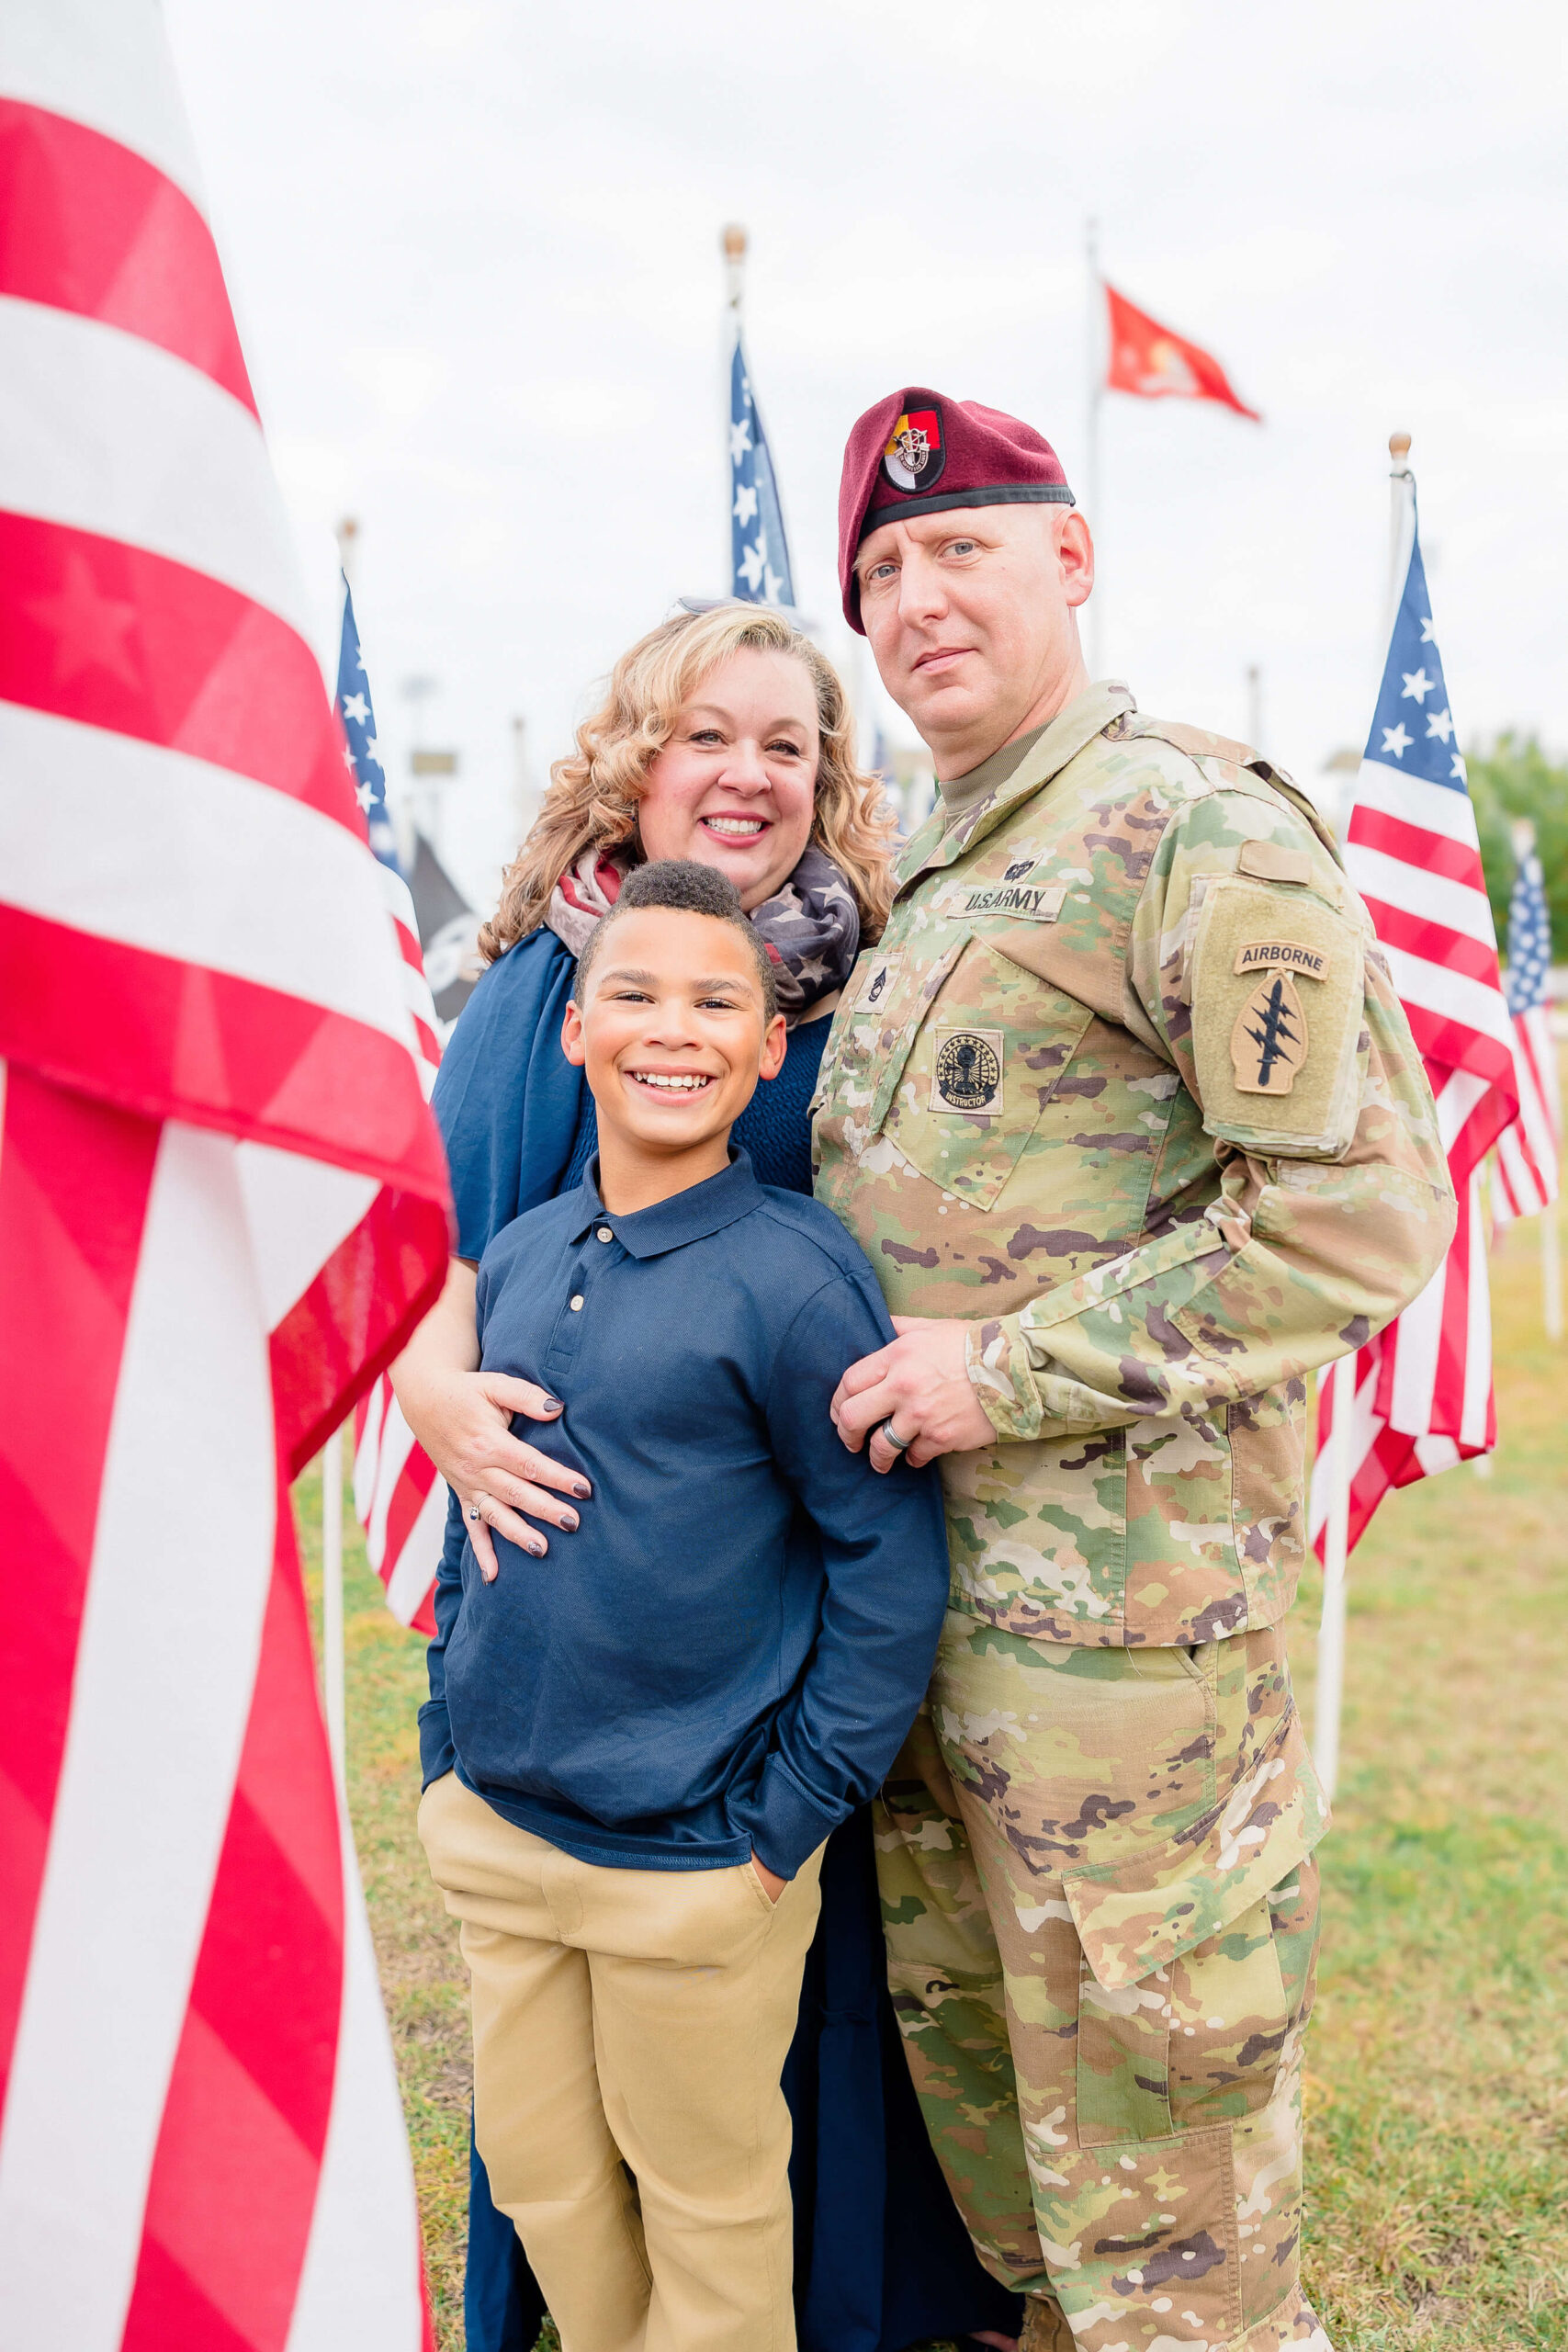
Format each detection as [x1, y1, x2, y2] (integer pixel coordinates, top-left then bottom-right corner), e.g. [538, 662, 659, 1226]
[722, 223, 746, 595]
[318, 517, 360, 1794]
[1084, 217, 1103, 678]
[1313, 1358, 1352, 1801]
[1314, 427, 1414, 1800]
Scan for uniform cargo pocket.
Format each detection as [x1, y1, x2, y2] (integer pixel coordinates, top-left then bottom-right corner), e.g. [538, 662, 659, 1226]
[882, 934, 1094, 1208]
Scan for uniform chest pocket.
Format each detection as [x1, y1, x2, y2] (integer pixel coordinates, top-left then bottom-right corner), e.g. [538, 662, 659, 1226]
[878, 933, 1095, 1209]
[814, 937, 964, 1134]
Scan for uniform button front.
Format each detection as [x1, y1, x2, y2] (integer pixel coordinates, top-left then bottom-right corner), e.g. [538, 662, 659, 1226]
[570, 1295, 584, 1311]
[596, 1227, 613, 1242]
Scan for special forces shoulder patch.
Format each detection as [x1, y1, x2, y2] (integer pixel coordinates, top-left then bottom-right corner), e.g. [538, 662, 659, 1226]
[1231, 968, 1309, 1095]
[1229, 942, 1327, 1095]
[1188, 879, 1365, 1157]
[931, 1027, 1003, 1113]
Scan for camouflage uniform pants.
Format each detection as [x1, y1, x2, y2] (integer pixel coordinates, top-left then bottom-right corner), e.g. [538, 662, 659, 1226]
[875, 1611, 1332, 2352]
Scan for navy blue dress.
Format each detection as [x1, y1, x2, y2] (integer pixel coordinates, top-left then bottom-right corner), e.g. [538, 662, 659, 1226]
[433, 929, 1021, 2352]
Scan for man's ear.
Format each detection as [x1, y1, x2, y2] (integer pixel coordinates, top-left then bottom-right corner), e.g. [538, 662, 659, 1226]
[758, 1011, 788, 1082]
[560, 999, 587, 1068]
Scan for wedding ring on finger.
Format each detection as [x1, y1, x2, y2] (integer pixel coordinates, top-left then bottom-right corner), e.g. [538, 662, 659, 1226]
[467, 1500, 483, 1523]
[876, 1418, 914, 1454]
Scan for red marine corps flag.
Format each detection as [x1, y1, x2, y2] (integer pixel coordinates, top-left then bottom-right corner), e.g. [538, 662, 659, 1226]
[1104, 281, 1262, 422]
[0, 5, 447, 2345]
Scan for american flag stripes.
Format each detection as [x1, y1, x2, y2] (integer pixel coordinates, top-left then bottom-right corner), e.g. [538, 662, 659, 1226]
[0, 7, 446, 2346]
[1311, 488, 1517, 1556]
[1491, 829, 1561, 1227]
[337, 584, 448, 1635]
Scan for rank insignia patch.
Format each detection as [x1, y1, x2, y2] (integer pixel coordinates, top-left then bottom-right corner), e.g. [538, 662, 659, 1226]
[882, 406, 945, 493]
[932, 1027, 1002, 1113]
[1231, 973, 1308, 1094]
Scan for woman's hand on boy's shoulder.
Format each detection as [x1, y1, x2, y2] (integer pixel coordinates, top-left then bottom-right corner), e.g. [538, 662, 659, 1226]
[829, 1315, 995, 1474]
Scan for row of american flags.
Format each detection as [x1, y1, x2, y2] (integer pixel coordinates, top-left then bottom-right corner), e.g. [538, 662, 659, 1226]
[0, 3, 1559, 2346]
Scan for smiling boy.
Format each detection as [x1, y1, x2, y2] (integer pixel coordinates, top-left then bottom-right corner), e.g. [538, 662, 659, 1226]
[417, 861, 950, 2352]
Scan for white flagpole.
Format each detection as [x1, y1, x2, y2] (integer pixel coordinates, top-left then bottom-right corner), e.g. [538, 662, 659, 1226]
[1084, 217, 1103, 679]
[1314, 1356, 1353, 1801]
[1314, 429, 1413, 1799]
[320, 509, 358, 1794]
[321, 1427, 346, 1787]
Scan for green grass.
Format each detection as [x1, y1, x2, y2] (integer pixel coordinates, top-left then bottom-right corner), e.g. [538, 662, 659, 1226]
[297, 1203, 1568, 2351]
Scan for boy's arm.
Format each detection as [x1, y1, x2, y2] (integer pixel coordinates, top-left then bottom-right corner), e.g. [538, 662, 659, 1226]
[738, 1272, 952, 1883]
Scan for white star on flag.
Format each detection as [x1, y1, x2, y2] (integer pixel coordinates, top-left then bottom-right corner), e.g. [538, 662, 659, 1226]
[739, 534, 767, 593]
[733, 481, 759, 527]
[1381, 721, 1413, 759]
[341, 741, 356, 770]
[1419, 616, 1435, 640]
[364, 734, 381, 766]
[1401, 668, 1434, 703]
[341, 691, 370, 725]
[1426, 707, 1454, 742]
[728, 417, 753, 464]
[355, 779, 375, 812]
[1451, 752, 1469, 782]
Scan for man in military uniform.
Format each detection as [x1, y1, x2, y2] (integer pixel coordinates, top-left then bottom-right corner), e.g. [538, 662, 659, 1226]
[813, 390, 1456, 2352]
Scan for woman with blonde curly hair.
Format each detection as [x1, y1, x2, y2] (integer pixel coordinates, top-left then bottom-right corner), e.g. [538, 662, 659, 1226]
[394, 603, 1017, 2352]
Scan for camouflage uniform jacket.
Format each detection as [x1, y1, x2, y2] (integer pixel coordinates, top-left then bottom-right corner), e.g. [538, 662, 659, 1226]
[813, 682, 1456, 1648]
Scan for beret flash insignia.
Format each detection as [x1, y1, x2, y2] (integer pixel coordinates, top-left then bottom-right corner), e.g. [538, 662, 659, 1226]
[882, 405, 945, 493]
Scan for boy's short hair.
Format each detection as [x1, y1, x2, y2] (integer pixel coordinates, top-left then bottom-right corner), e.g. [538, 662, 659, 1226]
[573, 860, 780, 1019]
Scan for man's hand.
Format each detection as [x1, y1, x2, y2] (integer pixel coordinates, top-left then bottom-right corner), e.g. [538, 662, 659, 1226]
[829, 1316, 996, 1472]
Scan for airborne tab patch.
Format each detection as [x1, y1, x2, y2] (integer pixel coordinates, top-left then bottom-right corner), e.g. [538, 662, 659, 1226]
[1234, 939, 1329, 982]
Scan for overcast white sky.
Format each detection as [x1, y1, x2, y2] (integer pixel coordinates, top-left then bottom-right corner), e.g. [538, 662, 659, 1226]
[164, 0, 1567, 907]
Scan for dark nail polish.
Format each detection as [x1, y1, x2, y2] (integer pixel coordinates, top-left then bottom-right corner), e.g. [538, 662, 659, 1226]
[572, 1481, 591, 1499]
[542, 1397, 563, 1412]
[528, 1539, 547, 1557]
[559, 1510, 579, 1532]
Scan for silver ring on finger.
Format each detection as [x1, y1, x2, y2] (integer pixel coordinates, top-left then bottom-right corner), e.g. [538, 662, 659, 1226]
[467, 1501, 483, 1523]
[877, 1417, 914, 1453]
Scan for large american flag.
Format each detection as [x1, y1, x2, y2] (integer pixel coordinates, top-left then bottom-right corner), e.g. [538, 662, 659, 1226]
[1311, 490, 1518, 1555]
[729, 332, 794, 605]
[338, 587, 448, 1634]
[0, 6, 446, 2344]
[1491, 827, 1561, 1227]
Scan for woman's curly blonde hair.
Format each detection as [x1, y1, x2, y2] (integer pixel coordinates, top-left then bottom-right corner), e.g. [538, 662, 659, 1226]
[479, 603, 897, 964]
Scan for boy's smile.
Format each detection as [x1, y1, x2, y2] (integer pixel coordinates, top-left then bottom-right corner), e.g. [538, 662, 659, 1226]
[561, 905, 787, 1215]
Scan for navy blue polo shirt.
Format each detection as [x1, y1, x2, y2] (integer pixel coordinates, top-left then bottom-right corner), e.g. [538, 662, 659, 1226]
[420, 1150, 950, 1880]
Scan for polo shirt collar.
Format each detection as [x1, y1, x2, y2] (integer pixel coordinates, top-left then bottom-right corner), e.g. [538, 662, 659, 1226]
[897, 680, 1136, 884]
[567, 1148, 763, 1260]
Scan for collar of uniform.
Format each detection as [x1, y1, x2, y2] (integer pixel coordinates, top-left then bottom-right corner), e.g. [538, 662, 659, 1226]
[897, 680, 1137, 884]
[566, 1148, 763, 1259]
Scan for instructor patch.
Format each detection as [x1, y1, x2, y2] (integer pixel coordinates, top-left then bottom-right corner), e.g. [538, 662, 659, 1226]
[932, 1028, 1003, 1113]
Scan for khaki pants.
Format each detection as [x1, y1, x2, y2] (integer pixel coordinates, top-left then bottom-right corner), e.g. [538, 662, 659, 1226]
[877, 1612, 1332, 2352]
[419, 1770, 823, 2352]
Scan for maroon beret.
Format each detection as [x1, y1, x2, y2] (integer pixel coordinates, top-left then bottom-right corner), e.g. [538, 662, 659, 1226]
[838, 387, 1074, 629]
